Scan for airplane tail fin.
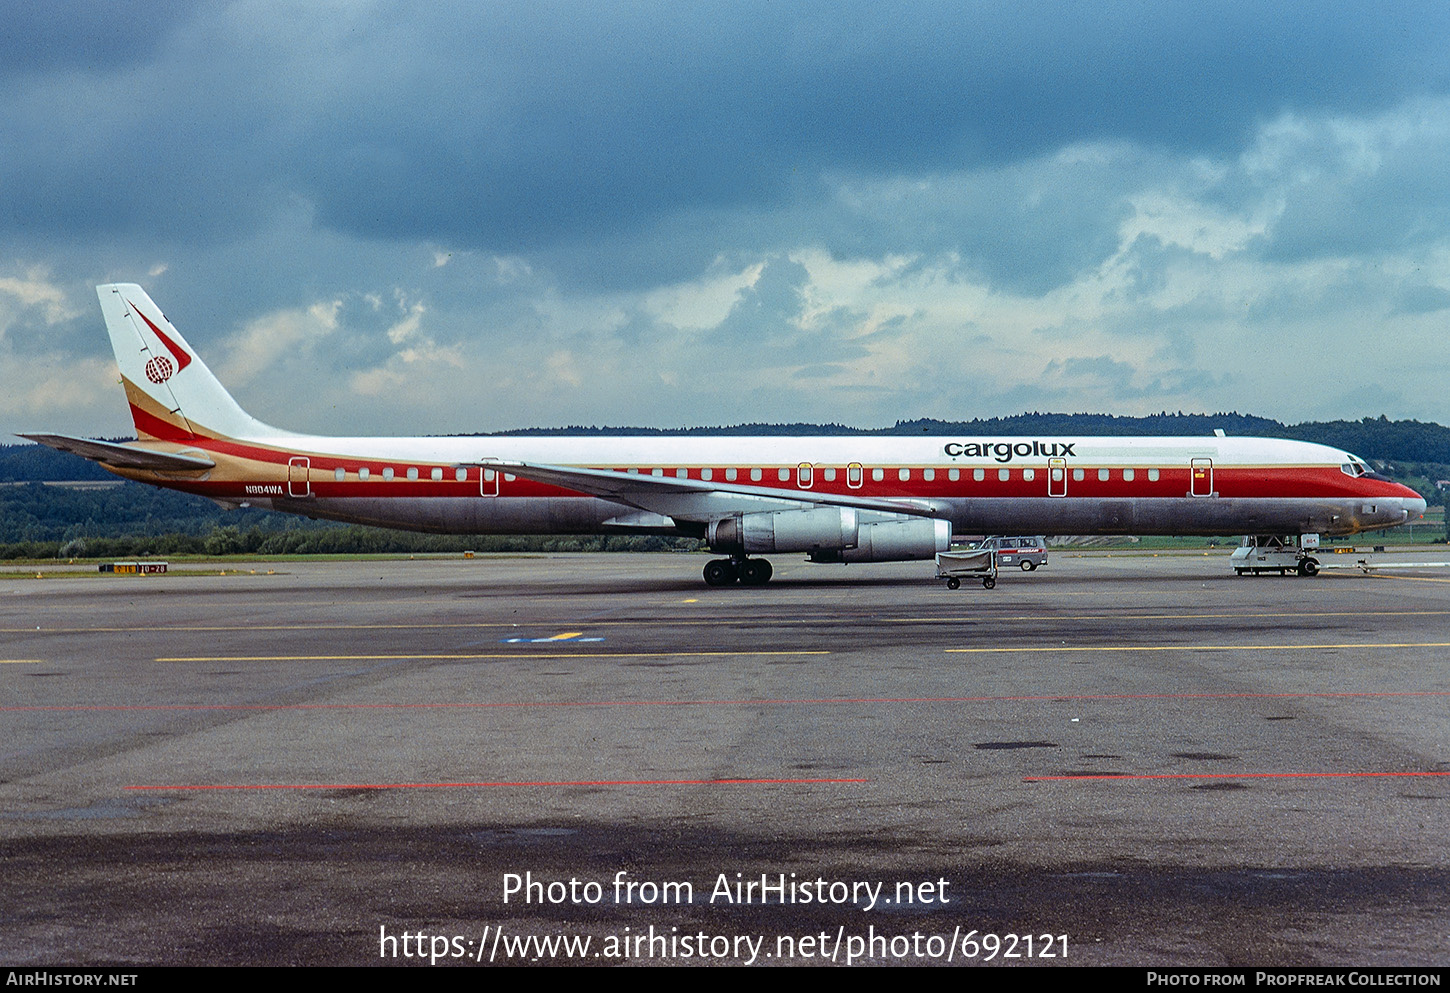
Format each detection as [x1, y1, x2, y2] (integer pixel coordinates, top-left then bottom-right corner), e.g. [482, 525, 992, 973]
[97, 284, 276, 442]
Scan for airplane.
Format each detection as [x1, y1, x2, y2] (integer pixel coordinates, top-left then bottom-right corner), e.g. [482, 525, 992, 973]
[20, 284, 1428, 586]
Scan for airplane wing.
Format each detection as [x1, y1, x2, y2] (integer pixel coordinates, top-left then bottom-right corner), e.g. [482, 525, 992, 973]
[18, 434, 216, 472]
[477, 459, 946, 523]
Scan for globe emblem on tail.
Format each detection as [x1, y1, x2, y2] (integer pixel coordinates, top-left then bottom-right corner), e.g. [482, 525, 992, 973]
[145, 355, 175, 384]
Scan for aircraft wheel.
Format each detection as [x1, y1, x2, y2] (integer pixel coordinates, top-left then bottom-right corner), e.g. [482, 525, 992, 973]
[946, 577, 961, 590]
[982, 577, 996, 589]
[739, 559, 773, 586]
[703, 559, 738, 586]
[1298, 558, 1320, 577]
[1235, 569, 1245, 576]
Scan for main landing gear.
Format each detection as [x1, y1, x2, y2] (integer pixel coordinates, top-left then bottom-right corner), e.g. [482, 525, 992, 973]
[703, 557, 774, 586]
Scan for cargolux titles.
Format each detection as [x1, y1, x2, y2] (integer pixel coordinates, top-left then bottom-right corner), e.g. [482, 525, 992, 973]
[942, 440, 1078, 462]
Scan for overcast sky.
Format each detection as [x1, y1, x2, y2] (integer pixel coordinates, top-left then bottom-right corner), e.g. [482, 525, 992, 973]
[4, 1, 1450, 439]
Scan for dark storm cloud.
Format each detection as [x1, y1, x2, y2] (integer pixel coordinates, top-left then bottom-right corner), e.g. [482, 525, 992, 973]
[5, 1, 1448, 264]
[0, 0, 203, 77]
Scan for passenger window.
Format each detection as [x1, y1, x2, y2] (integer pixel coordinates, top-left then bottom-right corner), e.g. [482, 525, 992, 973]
[407, 467, 419, 480]
[872, 468, 884, 482]
[726, 468, 737, 481]
[1123, 468, 1135, 481]
[778, 468, 791, 482]
[676, 468, 688, 479]
[358, 467, 370, 481]
[998, 469, 1010, 481]
[652, 468, 663, 477]
[1072, 469, 1084, 481]
[924, 468, 935, 481]
[334, 467, 345, 481]
[456, 467, 468, 482]
[1098, 469, 1109, 481]
[1023, 468, 1035, 482]
[431, 467, 443, 481]
[481, 469, 492, 482]
[1148, 468, 1160, 482]
[383, 467, 394, 480]
[973, 469, 985, 481]
[824, 468, 837, 482]
[948, 468, 960, 481]
[750, 468, 762, 481]
[702, 468, 713, 481]
[847, 463, 863, 487]
[898, 468, 910, 481]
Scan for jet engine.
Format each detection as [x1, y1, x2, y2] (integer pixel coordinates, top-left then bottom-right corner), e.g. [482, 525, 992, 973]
[808, 517, 952, 562]
[707, 508, 952, 563]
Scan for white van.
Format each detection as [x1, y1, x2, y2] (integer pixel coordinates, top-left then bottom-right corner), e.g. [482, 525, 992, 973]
[976, 536, 1049, 571]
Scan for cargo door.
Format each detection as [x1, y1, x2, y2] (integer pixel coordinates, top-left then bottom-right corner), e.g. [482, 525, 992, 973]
[288, 457, 310, 497]
[1048, 457, 1067, 497]
[1190, 458, 1213, 497]
[480, 463, 500, 496]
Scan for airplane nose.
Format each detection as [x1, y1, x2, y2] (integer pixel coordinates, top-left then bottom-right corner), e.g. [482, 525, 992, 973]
[1406, 496, 1427, 520]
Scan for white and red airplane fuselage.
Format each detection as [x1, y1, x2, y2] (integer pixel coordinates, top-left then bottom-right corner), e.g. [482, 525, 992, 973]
[23, 285, 1427, 586]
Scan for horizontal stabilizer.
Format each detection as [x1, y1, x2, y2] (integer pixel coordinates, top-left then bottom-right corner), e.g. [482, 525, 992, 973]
[18, 433, 216, 472]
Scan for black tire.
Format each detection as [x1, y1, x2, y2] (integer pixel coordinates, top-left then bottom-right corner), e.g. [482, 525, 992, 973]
[739, 559, 773, 585]
[1299, 558, 1320, 577]
[703, 559, 738, 586]
[1020, 560, 1034, 572]
[983, 577, 996, 589]
[946, 577, 961, 590]
[1235, 569, 1245, 576]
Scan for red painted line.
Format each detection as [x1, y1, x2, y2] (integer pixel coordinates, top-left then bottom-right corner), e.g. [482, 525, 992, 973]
[1025, 770, 1450, 782]
[124, 777, 870, 791]
[10, 689, 1450, 713]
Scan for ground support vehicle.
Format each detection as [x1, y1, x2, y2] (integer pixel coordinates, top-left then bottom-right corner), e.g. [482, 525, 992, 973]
[1229, 535, 1321, 577]
[936, 548, 998, 589]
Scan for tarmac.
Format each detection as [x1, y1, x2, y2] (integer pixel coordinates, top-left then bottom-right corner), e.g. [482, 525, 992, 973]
[2, 549, 1448, 966]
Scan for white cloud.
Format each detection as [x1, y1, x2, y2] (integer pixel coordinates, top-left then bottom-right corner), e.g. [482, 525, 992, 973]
[0, 267, 78, 337]
[215, 298, 341, 385]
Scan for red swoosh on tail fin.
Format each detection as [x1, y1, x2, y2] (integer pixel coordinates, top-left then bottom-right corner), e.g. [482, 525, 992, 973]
[128, 299, 193, 373]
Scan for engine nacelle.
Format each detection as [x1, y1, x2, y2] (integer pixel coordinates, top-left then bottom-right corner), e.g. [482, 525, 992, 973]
[708, 507, 859, 554]
[809, 518, 952, 563]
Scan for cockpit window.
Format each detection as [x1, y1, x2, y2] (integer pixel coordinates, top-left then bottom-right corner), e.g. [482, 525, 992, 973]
[1340, 458, 1368, 478]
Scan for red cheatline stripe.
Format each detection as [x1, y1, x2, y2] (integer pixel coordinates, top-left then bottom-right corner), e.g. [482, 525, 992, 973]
[125, 778, 869, 791]
[1025, 771, 1450, 782]
[10, 689, 1449, 713]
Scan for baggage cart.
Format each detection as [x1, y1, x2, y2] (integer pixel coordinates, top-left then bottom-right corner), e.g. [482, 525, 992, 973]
[935, 548, 998, 589]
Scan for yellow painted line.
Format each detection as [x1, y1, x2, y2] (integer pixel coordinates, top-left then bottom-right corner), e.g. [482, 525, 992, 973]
[157, 651, 831, 662]
[14, 609, 1450, 635]
[1, 660, 45, 664]
[545, 631, 584, 640]
[947, 642, 1450, 654]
